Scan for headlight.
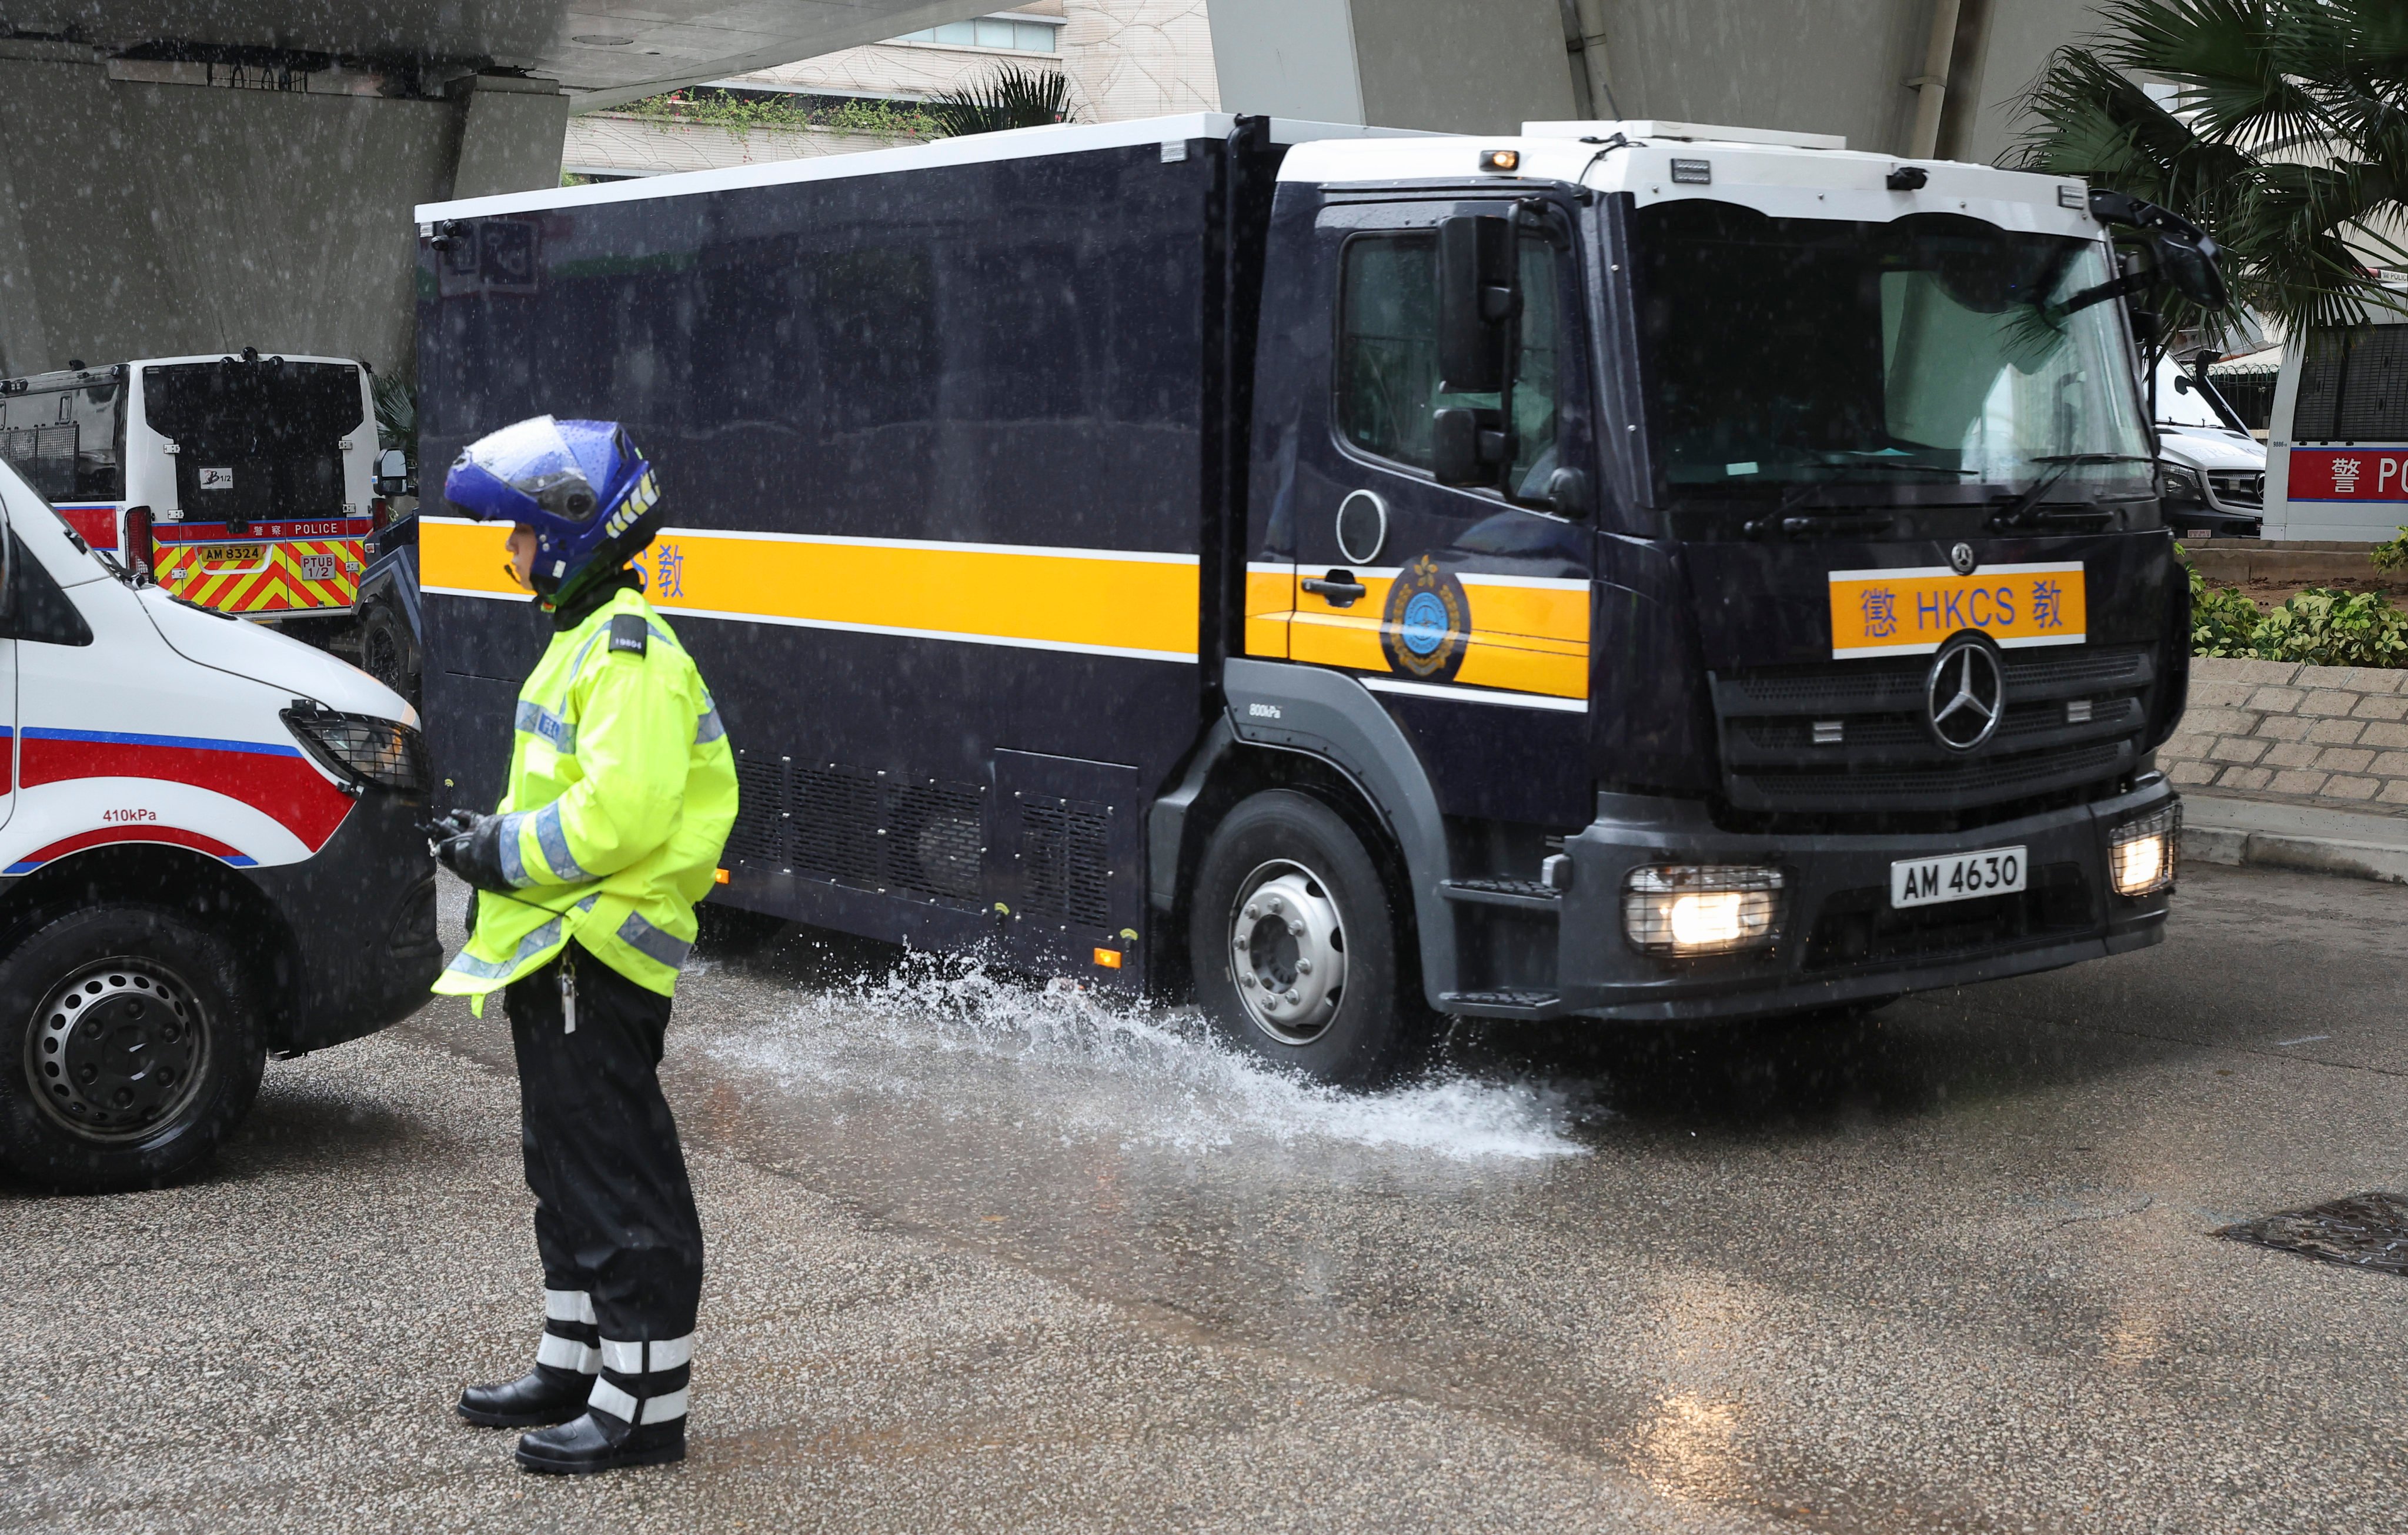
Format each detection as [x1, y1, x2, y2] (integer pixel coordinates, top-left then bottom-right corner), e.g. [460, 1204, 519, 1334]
[2109, 802, 2180, 897]
[283, 704, 429, 792]
[1622, 865, 1785, 956]
[2156, 463, 2204, 503]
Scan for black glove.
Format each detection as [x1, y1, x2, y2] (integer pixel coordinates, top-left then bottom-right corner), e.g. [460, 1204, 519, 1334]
[432, 810, 516, 894]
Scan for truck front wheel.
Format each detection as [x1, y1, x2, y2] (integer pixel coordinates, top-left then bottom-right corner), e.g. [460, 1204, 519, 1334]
[0, 907, 264, 1193]
[358, 598, 419, 705]
[1188, 790, 1430, 1088]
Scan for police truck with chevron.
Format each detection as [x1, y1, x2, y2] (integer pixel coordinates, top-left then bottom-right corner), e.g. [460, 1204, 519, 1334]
[414, 114, 2214, 1086]
[0, 351, 393, 625]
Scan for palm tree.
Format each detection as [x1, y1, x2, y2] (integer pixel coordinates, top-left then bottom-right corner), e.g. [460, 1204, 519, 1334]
[2014, 0, 2408, 345]
[926, 63, 1078, 138]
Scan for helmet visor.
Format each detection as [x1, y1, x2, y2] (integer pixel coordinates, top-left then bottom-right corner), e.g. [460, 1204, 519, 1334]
[463, 415, 603, 523]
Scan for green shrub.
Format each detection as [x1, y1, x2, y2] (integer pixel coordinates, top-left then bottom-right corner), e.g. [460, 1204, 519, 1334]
[2254, 587, 2408, 668]
[2189, 562, 2264, 657]
[2189, 564, 2408, 668]
[620, 89, 937, 140]
[2374, 526, 2408, 573]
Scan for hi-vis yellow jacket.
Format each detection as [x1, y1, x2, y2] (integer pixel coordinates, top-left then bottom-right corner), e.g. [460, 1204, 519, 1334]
[433, 585, 737, 1007]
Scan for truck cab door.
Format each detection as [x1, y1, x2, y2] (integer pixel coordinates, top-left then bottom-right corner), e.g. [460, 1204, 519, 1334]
[1280, 198, 1597, 826]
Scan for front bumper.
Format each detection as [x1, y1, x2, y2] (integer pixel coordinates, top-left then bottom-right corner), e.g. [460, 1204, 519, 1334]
[248, 786, 442, 1053]
[1548, 777, 2176, 1021]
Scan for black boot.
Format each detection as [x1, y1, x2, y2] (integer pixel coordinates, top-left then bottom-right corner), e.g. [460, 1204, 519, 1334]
[516, 1410, 686, 1474]
[458, 1364, 594, 1429]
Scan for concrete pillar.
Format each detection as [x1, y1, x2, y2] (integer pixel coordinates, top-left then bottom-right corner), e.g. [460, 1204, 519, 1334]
[1209, 0, 1577, 134]
[0, 44, 565, 382]
[449, 74, 574, 201]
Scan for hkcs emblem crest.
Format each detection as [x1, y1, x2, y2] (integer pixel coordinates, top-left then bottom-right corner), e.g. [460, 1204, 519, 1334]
[1380, 554, 1471, 683]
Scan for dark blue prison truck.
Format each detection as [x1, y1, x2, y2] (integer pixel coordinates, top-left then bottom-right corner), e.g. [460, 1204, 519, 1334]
[413, 114, 2212, 1086]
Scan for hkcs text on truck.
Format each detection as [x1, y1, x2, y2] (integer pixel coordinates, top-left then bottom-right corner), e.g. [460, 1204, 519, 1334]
[414, 114, 2208, 1086]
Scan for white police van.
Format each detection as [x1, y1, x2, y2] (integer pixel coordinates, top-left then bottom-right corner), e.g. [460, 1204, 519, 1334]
[0, 457, 436, 1191]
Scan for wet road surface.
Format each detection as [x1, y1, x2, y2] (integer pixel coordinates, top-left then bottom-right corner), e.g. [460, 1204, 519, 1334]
[5, 860, 2406, 1532]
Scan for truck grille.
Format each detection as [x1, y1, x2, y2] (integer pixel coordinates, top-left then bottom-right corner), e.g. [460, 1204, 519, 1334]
[1711, 646, 2153, 814]
[2206, 470, 2263, 509]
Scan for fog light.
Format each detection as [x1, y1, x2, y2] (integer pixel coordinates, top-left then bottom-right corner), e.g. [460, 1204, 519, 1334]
[2109, 803, 2180, 897]
[1623, 865, 1784, 956]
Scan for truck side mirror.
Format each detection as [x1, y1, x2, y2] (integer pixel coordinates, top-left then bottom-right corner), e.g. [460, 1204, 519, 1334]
[1546, 466, 1591, 519]
[1438, 215, 1517, 394]
[2086, 188, 2229, 312]
[373, 447, 414, 498]
[2151, 225, 2227, 311]
[1432, 408, 1481, 485]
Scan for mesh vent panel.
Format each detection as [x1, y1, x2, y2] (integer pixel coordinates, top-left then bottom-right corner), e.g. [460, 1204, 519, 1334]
[1020, 799, 1110, 927]
[793, 765, 880, 885]
[884, 782, 983, 901]
[726, 756, 786, 867]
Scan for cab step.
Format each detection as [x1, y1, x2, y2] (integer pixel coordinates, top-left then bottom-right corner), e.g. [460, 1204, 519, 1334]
[1438, 878, 1561, 911]
[1440, 989, 1563, 1020]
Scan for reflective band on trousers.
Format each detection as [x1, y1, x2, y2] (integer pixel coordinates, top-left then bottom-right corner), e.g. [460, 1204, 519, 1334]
[600, 1333, 693, 1374]
[533, 801, 589, 882]
[543, 1288, 596, 1324]
[616, 910, 691, 969]
[536, 1332, 600, 1373]
[589, 1377, 689, 1426]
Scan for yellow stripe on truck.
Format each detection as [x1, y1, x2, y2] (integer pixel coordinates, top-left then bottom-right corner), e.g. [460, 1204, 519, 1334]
[1282, 571, 1590, 701]
[421, 519, 1202, 662]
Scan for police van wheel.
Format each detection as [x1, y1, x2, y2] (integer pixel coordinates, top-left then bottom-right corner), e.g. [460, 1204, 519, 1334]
[1189, 790, 1427, 1088]
[0, 906, 264, 1193]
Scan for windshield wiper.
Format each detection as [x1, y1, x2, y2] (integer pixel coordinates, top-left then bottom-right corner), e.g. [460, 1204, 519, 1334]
[1986, 453, 2150, 533]
[1829, 458, 1980, 477]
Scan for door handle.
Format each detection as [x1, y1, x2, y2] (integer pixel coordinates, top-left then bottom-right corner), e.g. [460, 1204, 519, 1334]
[1301, 569, 1368, 607]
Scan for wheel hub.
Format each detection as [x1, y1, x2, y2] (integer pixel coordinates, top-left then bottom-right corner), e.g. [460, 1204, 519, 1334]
[26, 961, 206, 1142]
[1229, 866, 1347, 1046]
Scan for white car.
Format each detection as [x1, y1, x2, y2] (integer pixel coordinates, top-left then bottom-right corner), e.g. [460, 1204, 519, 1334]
[2156, 356, 2265, 538]
[0, 459, 437, 1192]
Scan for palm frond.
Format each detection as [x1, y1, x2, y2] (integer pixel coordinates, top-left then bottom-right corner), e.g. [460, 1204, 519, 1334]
[2093, 0, 2327, 151]
[2015, 0, 2408, 338]
[925, 64, 1079, 139]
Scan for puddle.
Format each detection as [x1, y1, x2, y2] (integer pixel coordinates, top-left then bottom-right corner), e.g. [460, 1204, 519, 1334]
[2217, 1190, 2408, 1275]
[702, 949, 1594, 1164]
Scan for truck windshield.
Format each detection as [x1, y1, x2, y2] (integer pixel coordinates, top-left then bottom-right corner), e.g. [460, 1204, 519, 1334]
[143, 359, 360, 522]
[1632, 203, 2150, 505]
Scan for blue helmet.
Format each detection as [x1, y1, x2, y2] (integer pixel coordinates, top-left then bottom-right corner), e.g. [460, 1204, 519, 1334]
[442, 416, 662, 598]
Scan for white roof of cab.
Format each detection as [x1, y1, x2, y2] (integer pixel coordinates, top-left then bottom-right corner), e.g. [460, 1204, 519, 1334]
[1280, 121, 2099, 239]
[417, 112, 1424, 226]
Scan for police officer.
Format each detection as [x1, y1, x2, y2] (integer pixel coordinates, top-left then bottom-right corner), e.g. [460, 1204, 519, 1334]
[428, 416, 737, 1474]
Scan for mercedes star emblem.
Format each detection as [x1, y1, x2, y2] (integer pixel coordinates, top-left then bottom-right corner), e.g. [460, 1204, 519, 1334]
[1925, 637, 2005, 752]
[1949, 541, 1978, 576]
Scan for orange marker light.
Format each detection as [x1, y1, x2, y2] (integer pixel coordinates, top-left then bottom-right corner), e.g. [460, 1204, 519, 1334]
[1093, 947, 1123, 969]
[1479, 148, 1520, 172]
[713, 867, 730, 885]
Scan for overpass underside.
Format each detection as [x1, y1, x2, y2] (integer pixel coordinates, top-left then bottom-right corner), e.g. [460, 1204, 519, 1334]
[0, 0, 2096, 382]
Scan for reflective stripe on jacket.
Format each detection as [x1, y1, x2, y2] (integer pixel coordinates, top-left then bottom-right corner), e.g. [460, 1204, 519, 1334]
[434, 585, 737, 1003]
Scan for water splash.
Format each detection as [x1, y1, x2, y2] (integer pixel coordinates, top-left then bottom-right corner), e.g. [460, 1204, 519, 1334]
[702, 950, 1591, 1163]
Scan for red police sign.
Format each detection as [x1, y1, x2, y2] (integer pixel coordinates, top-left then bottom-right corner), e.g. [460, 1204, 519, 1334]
[2290, 448, 2408, 501]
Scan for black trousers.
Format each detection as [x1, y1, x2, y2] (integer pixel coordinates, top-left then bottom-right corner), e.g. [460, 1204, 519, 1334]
[505, 941, 704, 1346]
